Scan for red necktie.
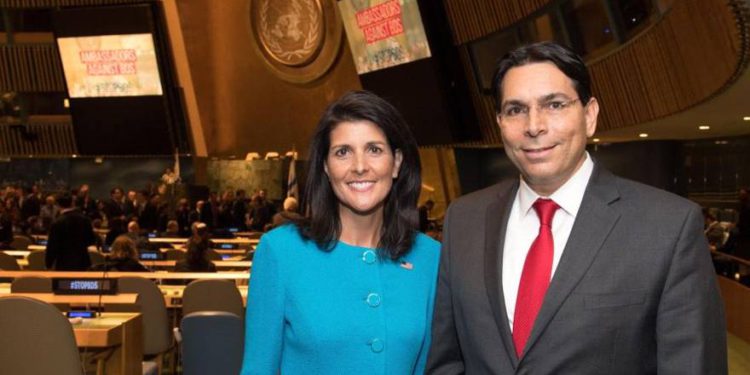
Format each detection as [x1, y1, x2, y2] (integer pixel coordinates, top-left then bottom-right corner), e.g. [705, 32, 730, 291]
[513, 198, 559, 358]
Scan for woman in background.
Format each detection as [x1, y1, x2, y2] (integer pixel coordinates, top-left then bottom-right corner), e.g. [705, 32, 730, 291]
[91, 235, 148, 272]
[174, 222, 216, 273]
[241, 91, 440, 374]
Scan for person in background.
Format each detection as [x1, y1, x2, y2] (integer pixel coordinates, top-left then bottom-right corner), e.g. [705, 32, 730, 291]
[232, 189, 249, 231]
[175, 198, 192, 237]
[45, 193, 97, 270]
[19, 185, 40, 222]
[90, 235, 148, 272]
[736, 187, 750, 239]
[241, 91, 440, 374]
[247, 189, 274, 232]
[125, 220, 148, 250]
[271, 196, 303, 228]
[217, 190, 234, 229]
[188, 200, 204, 230]
[104, 217, 126, 249]
[203, 192, 219, 229]
[418, 199, 435, 233]
[0, 203, 13, 249]
[76, 184, 98, 219]
[104, 187, 125, 220]
[174, 222, 216, 273]
[161, 219, 180, 238]
[138, 194, 160, 231]
[39, 194, 59, 230]
[122, 190, 138, 220]
[704, 209, 725, 251]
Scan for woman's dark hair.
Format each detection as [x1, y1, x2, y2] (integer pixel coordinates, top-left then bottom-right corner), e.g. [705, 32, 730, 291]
[111, 235, 138, 261]
[492, 41, 592, 112]
[298, 90, 422, 260]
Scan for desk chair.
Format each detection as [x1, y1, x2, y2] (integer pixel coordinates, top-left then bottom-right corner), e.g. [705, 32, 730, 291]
[180, 312, 243, 375]
[88, 250, 105, 266]
[182, 279, 244, 318]
[0, 296, 83, 375]
[164, 249, 186, 261]
[0, 252, 20, 270]
[205, 248, 222, 261]
[11, 276, 52, 292]
[10, 235, 33, 250]
[26, 250, 46, 270]
[116, 277, 174, 374]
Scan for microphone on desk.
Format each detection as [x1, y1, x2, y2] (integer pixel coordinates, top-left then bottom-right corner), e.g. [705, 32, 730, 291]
[96, 255, 111, 318]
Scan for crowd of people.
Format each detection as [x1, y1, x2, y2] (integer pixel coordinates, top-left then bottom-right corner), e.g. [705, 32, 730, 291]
[0, 182, 286, 249]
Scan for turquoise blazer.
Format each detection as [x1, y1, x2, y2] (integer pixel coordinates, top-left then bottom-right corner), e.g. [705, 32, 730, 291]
[241, 224, 440, 374]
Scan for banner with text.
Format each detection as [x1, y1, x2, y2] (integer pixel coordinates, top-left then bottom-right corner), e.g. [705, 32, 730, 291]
[57, 33, 163, 98]
[338, 0, 431, 74]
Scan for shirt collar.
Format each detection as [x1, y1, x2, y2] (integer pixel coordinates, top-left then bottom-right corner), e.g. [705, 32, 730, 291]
[518, 152, 594, 218]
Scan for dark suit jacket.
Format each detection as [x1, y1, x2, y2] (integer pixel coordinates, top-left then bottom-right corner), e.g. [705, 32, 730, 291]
[426, 165, 726, 374]
[45, 209, 97, 270]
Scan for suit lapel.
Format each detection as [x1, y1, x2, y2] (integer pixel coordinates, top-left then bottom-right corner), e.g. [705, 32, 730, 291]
[483, 179, 520, 368]
[521, 166, 622, 359]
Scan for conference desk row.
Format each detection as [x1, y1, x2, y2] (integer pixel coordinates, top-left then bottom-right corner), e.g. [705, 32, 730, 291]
[0, 284, 249, 308]
[12, 258, 252, 269]
[20, 246, 250, 256]
[0, 270, 249, 281]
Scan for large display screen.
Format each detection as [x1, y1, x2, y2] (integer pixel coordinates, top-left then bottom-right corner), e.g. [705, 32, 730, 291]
[57, 33, 163, 98]
[338, 0, 431, 74]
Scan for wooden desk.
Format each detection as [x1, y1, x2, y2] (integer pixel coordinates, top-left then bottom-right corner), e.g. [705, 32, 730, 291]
[140, 260, 251, 269]
[2, 293, 138, 305]
[148, 237, 188, 244]
[3, 250, 30, 258]
[0, 270, 250, 282]
[233, 233, 262, 244]
[73, 312, 143, 375]
[214, 249, 249, 255]
[157, 248, 247, 256]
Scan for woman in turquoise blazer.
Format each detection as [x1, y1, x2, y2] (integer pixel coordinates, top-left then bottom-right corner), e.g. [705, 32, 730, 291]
[241, 91, 440, 374]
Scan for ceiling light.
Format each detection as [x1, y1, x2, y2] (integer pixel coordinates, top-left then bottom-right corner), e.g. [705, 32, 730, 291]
[639, 133, 649, 138]
[744, 116, 750, 121]
[698, 125, 710, 130]
[592, 138, 600, 143]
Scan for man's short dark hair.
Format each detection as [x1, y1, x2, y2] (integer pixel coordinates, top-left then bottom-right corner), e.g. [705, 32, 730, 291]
[492, 41, 592, 112]
[56, 193, 73, 208]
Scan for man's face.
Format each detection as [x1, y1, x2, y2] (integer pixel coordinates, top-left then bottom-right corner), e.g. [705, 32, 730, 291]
[496, 62, 598, 196]
[112, 189, 123, 201]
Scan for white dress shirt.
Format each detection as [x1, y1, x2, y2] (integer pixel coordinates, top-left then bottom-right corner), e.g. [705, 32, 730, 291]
[503, 153, 594, 330]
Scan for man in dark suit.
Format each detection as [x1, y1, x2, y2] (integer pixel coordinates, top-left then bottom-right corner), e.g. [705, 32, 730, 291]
[45, 193, 97, 270]
[426, 42, 726, 374]
[104, 187, 125, 220]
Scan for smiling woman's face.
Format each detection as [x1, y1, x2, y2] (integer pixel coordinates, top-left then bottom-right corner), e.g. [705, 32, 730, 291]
[324, 120, 403, 217]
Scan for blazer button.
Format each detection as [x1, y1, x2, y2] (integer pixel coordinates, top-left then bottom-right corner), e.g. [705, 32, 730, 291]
[369, 338, 384, 353]
[366, 292, 381, 307]
[362, 250, 377, 264]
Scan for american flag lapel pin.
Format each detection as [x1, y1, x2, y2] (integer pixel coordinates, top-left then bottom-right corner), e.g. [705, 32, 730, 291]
[400, 260, 414, 270]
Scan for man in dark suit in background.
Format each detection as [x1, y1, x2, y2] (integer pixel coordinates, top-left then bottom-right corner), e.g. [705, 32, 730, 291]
[104, 187, 125, 220]
[426, 42, 726, 374]
[45, 193, 97, 270]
